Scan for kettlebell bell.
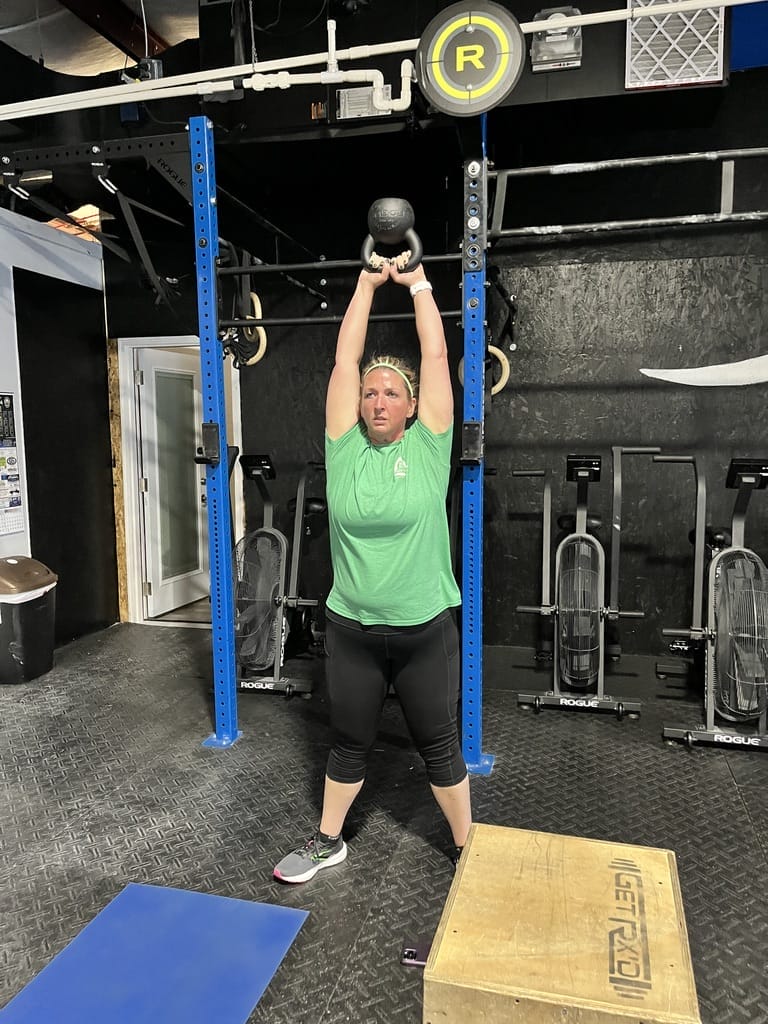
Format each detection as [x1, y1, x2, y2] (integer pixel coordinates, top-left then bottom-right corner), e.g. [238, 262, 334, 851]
[360, 197, 423, 272]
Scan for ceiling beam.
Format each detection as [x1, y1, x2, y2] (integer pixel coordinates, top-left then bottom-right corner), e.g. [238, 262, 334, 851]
[57, 0, 171, 61]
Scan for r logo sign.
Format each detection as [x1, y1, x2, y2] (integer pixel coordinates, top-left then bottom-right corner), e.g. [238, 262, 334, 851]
[416, 2, 526, 116]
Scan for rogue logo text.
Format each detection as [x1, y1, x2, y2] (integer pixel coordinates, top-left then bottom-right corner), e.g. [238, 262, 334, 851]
[608, 858, 652, 1000]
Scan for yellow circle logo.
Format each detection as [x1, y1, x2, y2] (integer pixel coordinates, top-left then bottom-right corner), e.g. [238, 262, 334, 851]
[416, 2, 525, 116]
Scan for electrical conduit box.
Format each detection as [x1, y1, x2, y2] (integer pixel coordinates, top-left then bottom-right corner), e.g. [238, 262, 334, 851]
[531, 7, 583, 72]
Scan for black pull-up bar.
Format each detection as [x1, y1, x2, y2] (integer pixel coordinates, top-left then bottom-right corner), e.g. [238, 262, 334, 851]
[219, 310, 463, 328]
[217, 252, 463, 277]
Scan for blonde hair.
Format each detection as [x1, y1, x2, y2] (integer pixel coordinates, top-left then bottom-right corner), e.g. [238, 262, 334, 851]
[361, 356, 418, 400]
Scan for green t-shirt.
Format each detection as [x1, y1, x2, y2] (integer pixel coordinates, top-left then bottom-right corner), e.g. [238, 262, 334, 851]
[325, 419, 461, 626]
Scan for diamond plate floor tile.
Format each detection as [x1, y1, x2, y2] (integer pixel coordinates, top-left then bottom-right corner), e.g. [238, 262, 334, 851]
[1, 625, 767, 1024]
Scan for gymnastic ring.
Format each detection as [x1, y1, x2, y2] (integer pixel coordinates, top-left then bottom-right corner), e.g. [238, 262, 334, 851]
[457, 345, 510, 396]
[241, 291, 267, 365]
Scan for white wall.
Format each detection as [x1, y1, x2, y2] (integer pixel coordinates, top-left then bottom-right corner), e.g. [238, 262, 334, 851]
[0, 207, 103, 558]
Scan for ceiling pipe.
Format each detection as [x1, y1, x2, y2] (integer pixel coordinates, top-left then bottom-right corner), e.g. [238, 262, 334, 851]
[0, 0, 763, 123]
[0, 29, 422, 122]
[374, 60, 414, 113]
[246, 60, 414, 114]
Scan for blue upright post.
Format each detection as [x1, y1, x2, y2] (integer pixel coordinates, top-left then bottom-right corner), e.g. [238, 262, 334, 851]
[460, 149, 494, 775]
[188, 115, 241, 749]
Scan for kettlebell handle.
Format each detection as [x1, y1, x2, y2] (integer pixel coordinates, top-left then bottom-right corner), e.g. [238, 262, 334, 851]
[360, 230, 423, 273]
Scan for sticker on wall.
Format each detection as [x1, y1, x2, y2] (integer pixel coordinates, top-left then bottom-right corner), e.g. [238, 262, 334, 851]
[416, 1, 526, 116]
[0, 394, 23, 535]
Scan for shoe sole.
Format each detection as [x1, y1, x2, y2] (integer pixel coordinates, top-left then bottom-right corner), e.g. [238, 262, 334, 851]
[273, 842, 348, 884]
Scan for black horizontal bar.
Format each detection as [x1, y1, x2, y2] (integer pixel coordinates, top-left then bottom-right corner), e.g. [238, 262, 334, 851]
[4, 132, 188, 168]
[217, 252, 463, 277]
[220, 310, 463, 327]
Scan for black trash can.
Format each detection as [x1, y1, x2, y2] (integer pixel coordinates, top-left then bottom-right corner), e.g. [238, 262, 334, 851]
[0, 556, 57, 684]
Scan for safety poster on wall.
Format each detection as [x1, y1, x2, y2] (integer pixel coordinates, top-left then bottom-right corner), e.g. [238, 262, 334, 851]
[0, 394, 23, 535]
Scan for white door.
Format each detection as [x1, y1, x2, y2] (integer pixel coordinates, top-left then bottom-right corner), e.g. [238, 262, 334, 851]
[137, 348, 209, 617]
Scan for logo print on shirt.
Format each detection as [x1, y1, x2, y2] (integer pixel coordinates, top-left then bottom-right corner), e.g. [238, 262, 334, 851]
[394, 456, 408, 479]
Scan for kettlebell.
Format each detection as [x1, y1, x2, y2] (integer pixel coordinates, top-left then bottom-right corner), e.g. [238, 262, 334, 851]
[360, 197, 423, 272]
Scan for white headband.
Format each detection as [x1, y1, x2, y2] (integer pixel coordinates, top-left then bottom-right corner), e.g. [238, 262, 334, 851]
[363, 362, 415, 398]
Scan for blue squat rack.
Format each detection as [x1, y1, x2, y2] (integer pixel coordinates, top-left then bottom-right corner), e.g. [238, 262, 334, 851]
[189, 115, 494, 774]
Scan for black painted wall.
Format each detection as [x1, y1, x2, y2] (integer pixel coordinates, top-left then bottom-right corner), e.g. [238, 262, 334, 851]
[14, 270, 119, 643]
[485, 228, 768, 652]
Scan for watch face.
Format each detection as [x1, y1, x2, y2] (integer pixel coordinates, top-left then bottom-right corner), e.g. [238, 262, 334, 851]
[416, 2, 526, 117]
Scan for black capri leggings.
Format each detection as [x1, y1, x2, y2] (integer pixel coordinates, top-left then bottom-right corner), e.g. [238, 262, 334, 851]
[324, 608, 467, 789]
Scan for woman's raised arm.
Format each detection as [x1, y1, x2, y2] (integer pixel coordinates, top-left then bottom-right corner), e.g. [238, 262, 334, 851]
[389, 263, 453, 434]
[326, 266, 390, 440]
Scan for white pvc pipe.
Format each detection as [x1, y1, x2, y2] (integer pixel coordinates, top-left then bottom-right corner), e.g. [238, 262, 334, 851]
[0, 0, 762, 123]
[0, 40, 422, 122]
[374, 60, 414, 112]
[327, 18, 339, 75]
[0, 59, 415, 121]
[517, 0, 749, 31]
[244, 59, 414, 113]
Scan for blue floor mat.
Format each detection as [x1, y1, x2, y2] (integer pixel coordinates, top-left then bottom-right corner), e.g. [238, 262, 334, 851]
[2, 883, 308, 1023]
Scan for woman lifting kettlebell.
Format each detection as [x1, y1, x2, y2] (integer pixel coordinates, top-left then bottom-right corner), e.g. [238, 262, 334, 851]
[273, 199, 470, 883]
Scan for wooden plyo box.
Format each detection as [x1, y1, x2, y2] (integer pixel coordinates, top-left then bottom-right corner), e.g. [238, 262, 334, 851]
[423, 824, 700, 1024]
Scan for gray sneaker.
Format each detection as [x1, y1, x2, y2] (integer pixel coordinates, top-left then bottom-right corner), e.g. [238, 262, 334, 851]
[273, 833, 348, 884]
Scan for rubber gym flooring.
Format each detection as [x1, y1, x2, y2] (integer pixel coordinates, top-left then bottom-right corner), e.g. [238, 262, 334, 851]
[1, 623, 766, 1023]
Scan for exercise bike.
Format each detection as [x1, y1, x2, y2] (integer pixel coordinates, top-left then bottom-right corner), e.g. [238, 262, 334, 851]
[233, 454, 326, 697]
[656, 455, 768, 749]
[515, 447, 658, 718]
